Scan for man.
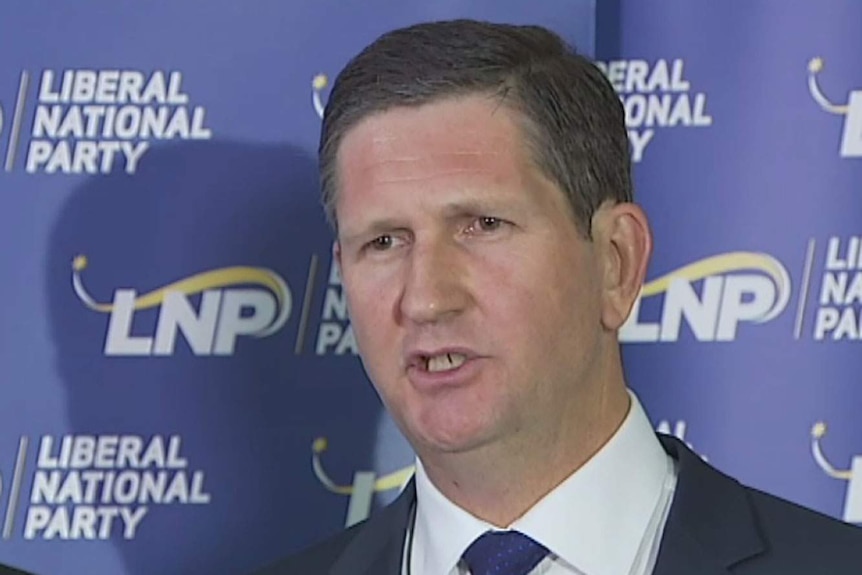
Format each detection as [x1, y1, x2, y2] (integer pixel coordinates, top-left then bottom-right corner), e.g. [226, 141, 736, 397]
[254, 19, 862, 575]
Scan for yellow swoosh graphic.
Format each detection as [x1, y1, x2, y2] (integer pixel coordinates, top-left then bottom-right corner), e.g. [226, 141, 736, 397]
[640, 252, 790, 321]
[312, 437, 414, 495]
[312, 74, 328, 119]
[811, 422, 853, 480]
[72, 255, 290, 336]
[807, 57, 849, 115]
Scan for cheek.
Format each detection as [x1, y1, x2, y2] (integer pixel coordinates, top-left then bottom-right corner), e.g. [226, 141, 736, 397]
[490, 248, 599, 352]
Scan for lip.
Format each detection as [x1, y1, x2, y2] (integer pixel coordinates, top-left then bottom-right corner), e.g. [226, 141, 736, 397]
[404, 347, 484, 391]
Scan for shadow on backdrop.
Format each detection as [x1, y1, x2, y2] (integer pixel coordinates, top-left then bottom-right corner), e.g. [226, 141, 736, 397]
[45, 140, 383, 575]
[594, 0, 621, 62]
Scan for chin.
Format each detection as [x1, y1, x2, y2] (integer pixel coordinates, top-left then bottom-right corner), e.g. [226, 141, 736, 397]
[397, 393, 503, 455]
[413, 418, 498, 456]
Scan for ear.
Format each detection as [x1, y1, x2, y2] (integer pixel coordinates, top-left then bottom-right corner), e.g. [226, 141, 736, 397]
[592, 202, 652, 331]
[331, 240, 345, 286]
[333, 240, 342, 267]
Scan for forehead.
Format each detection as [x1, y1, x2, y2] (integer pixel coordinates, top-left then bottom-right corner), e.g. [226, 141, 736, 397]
[334, 96, 535, 213]
[340, 95, 523, 159]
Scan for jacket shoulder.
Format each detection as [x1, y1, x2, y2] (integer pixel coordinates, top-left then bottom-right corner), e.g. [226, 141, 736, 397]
[746, 487, 862, 552]
[0, 564, 35, 575]
[657, 434, 862, 572]
[248, 481, 415, 575]
[742, 486, 862, 570]
[248, 522, 367, 575]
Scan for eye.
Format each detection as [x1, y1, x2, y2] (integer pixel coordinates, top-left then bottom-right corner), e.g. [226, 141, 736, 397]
[368, 236, 392, 251]
[368, 235, 394, 251]
[466, 216, 507, 234]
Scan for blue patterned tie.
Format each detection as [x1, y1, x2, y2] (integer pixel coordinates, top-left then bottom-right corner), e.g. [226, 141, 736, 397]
[461, 530, 550, 575]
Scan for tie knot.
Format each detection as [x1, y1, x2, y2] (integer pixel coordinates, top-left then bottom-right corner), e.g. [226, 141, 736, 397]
[461, 530, 550, 575]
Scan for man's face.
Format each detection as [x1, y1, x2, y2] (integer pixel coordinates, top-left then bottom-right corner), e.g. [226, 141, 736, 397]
[334, 95, 608, 459]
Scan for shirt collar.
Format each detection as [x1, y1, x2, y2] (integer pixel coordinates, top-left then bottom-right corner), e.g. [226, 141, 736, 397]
[412, 389, 671, 575]
[412, 455, 488, 574]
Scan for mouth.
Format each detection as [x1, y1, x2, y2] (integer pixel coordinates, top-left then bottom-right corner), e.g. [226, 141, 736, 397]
[422, 352, 467, 373]
[407, 348, 475, 373]
[405, 348, 483, 390]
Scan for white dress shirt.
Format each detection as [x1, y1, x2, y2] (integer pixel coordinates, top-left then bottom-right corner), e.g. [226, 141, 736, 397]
[403, 389, 678, 575]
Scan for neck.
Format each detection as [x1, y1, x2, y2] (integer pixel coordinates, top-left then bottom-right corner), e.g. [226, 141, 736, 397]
[418, 374, 630, 527]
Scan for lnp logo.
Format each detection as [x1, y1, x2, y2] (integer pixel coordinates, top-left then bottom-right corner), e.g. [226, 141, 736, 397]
[808, 57, 862, 158]
[811, 422, 862, 523]
[621, 252, 791, 342]
[72, 255, 291, 356]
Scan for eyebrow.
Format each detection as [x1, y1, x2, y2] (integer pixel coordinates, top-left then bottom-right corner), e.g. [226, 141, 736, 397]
[339, 218, 407, 247]
[440, 197, 516, 219]
[338, 197, 517, 246]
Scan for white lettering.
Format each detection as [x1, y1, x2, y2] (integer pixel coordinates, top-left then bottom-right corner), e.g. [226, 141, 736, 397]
[826, 237, 862, 271]
[119, 507, 148, 539]
[315, 322, 357, 354]
[598, 59, 690, 93]
[840, 91, 862, 158]
[117, 436, 143, 468]
[661, 277, 723, 341]
[38, 70, 189, 105]
[813, 307, 862, 340]
[23, 506, 149, 540]
[625, 60, 649, 93]
[23, 507, 51, 539]
[212, 290, 279, 355]
[322, 287, 348, 320]
[628, 129, 654, 162]
[152, 291, 222, 356]
[105, 289, 153, 355]
[105, 286, 286, 357]
[25, 140, 150, 175]
[25, 141, 52, 173]
[31, 471, 61, 504]
[715, 275, 776, 341]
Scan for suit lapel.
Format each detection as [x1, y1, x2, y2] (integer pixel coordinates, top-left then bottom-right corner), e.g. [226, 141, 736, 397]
[653, 435, 765, 575]
[652, 508, 734, 575]
[329, 436, 767, 575]
[330, 480, 415, 575]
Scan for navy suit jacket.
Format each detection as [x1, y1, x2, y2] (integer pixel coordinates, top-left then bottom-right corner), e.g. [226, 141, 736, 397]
[252, 435, 862, 574]
[0, 564, 34, 575]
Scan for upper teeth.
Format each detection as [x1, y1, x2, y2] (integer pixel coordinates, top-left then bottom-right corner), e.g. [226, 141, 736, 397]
[426, 353, 466, 372]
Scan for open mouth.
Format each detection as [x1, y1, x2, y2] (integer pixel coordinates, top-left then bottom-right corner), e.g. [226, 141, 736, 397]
[422, 352, 467, 373]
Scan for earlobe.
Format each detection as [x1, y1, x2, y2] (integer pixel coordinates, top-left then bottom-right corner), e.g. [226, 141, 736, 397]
[333, 241, 342, 268]
[596, 203, 652, 331]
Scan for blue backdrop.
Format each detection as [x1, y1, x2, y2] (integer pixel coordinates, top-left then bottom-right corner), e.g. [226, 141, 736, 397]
[1, 2, 860, 574]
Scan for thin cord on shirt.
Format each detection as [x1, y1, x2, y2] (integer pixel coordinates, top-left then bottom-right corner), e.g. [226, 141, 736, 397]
[404, 501, 417, 575]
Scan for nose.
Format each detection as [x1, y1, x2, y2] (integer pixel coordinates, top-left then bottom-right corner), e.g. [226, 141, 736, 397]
[397, 238, 470, 325]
